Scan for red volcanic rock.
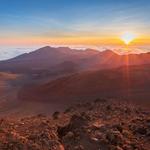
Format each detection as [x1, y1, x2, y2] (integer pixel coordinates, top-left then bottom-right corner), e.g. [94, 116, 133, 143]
[0, 100, 149, 150]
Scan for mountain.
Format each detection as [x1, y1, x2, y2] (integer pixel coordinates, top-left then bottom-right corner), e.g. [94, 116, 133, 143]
[19, 64, 150, 108]
[0, 46, 150, 74]
[0, 46, 99, 73]
[80, 50, 150, 70]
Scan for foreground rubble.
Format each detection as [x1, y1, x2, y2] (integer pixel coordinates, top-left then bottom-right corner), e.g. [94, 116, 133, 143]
[0, 99, 149, 150]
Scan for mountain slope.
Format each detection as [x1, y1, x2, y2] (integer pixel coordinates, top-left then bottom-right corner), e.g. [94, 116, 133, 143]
[19, 64, 150, 108]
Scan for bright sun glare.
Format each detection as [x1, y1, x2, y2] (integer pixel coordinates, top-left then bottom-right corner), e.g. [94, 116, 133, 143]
[121, 32, 136, 45]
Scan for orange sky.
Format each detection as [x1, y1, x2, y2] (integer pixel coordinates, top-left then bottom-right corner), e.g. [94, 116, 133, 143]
[0, 36, 150, 47]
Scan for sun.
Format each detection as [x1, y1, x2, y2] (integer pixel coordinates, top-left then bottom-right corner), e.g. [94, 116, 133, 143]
[120, 32, 136, 45]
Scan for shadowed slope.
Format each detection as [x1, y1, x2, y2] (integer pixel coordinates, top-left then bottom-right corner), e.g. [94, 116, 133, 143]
[19, 64, 150, 108]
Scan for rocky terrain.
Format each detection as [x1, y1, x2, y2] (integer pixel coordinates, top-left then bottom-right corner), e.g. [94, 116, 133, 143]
[0, 99, 149, 150]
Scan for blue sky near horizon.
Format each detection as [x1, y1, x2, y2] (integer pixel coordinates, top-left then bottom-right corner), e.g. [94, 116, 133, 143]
[0, 0, 150, 59]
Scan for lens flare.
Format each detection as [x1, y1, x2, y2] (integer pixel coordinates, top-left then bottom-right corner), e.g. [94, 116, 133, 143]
[121, 32, 136, 45]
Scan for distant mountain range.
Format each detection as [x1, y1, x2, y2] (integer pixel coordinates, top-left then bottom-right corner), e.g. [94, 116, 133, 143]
[0, 46, 98, 73]
[0, 46, 150, 73]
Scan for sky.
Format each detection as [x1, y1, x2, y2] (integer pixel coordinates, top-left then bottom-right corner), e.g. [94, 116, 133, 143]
[0, 0, 150, 59]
